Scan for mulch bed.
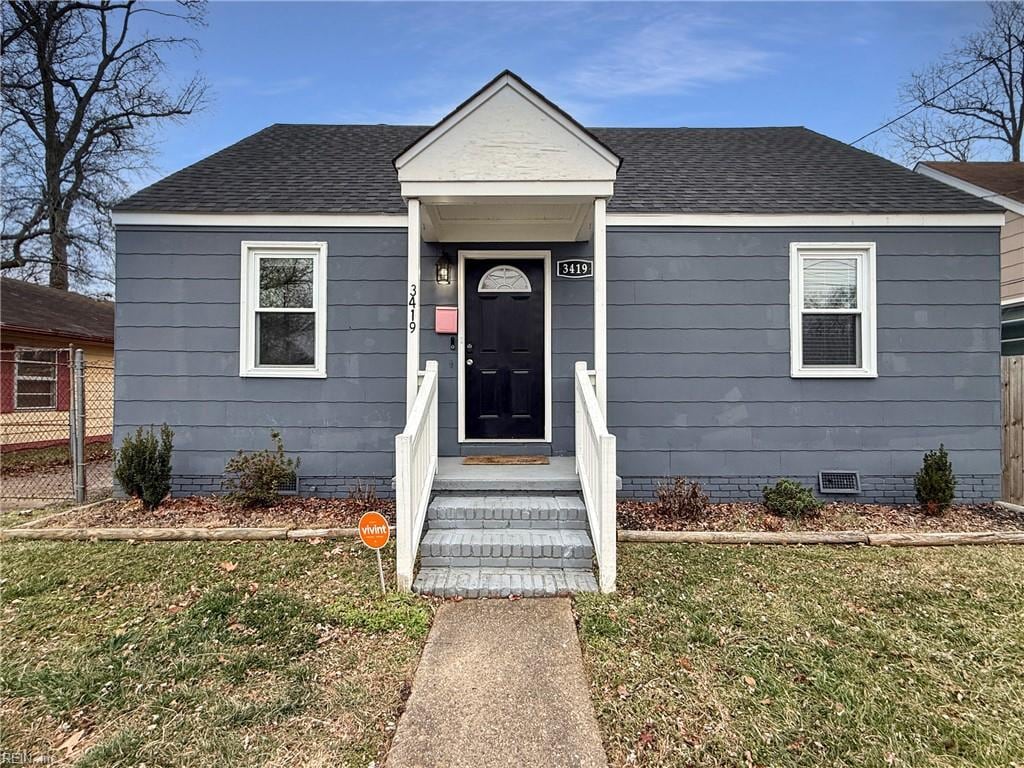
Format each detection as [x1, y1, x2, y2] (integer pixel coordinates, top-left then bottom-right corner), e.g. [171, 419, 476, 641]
[38, 495, 395, 530]
[617, 500, 1024, 533]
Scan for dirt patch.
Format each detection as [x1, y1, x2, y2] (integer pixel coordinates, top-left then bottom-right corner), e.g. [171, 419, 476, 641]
[617, 499, 1024, 533]
[40, 495, 396, 529]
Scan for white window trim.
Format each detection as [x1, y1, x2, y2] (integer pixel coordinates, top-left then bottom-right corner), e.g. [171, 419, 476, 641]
[239, 240, 327, 378]
[14, 347, 58, 410]
[790, 242, 877, 379]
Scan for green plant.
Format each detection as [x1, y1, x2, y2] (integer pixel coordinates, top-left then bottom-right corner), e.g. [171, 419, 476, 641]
[114, 425, 174, 510]
[223, 431, 299, 508]
[915, 444, 957, 515]
[763, 478, 822, 517]
[655, 477, 710, 520]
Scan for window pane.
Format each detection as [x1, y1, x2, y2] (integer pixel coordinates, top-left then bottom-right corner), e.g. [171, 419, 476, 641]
[803, 258, 857, 309]
[16, 392, 54, 409]
[802, 314, 859, 366]
[259, 257, 313, 308]
[257, 312, 315, 366]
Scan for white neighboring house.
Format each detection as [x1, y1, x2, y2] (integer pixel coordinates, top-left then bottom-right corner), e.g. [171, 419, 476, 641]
[916, 161, 1024, 356]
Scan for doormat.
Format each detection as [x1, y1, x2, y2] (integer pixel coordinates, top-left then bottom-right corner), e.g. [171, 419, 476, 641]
[462, 455, 550, 465]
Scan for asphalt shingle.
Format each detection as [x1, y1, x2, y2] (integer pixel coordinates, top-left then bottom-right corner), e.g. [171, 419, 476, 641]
[115, 123, 1000, 215]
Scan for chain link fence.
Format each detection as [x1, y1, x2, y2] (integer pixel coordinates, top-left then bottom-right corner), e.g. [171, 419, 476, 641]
[1, 347, 114, 504]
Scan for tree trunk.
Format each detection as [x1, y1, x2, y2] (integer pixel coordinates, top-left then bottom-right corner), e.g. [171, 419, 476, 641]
[47, 207, 69, 290]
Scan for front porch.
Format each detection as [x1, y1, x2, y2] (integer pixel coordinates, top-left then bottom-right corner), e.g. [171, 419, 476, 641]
[391, 72, 622, 595]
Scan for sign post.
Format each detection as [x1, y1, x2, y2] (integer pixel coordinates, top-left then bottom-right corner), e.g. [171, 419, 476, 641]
[358, 511, 391, 593]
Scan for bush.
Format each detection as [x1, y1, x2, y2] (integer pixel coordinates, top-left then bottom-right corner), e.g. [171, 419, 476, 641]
[915, 444, 957, 515]
[114, 424, 174, 510]
[763, 479, 822, 517]
[654, 477, 709, 520]
[223, 431, 299, 508]
[346, 480, 380, 512]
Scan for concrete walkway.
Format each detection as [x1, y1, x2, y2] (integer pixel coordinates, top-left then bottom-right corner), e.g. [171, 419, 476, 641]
[385, 598, 607, 768]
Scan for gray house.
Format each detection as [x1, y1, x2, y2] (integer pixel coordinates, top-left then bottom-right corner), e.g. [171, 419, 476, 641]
[113, 71, 1004, 594]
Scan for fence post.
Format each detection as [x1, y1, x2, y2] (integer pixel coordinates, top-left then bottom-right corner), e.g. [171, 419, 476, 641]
[73, 349, 86, 503]
[67, 345, 79, 496]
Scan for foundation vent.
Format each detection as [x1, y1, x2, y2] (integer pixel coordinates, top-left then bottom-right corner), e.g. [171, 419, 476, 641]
[277, 475, 299, 496]
[818, 471, 860, 494]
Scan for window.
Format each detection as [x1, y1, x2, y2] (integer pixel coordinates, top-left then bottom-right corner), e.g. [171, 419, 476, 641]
[790, 242, 876, 378]
[477, 264, 532, 293]
[15, 349, 57, 409]
[240, 241, 327, 377]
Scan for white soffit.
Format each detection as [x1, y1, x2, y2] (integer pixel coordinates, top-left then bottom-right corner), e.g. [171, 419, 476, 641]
[395, 73, 619, 196]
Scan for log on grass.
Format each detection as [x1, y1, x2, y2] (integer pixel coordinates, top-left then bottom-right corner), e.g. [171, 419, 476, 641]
[617, 530, 869, 545]
[1, 527, 290, 541]
[287, 527, 358, 539]
[867, 531, 1024, 547]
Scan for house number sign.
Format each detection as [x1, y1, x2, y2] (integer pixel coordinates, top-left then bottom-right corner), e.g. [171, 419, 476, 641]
[557, 259, 593, 279]
[408, 283, 417, 333]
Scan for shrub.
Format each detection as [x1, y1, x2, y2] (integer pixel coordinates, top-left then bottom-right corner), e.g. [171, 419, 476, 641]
[915, 444, 957, 515]
[346, 480, 380, 512]
[654, 477, 709, 520]
[114, 424, 174, 510]
[763, 479, 822, 517]
[223, 431, 300, 508]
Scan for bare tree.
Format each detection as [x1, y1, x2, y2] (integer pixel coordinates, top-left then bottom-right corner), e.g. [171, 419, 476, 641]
[891, 1, 1024, 163]
[1, 1, 208, 291]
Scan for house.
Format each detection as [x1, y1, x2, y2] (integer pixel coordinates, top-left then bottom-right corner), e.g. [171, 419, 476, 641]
[914, 161, 1024, 356]
[112, 71, 1005, 593]
[1, 278, 114, 451]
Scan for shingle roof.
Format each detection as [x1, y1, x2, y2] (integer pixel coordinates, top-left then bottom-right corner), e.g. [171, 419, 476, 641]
[919, 161, 1024, 204]
[0, 278, 114, 344]
[115, 123, 1000, 215]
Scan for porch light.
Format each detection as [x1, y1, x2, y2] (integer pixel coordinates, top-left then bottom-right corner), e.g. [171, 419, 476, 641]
[435, 253, 452, 285]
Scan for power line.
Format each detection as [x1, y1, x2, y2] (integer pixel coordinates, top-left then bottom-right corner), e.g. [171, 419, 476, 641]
[850, 40, 1023, 147]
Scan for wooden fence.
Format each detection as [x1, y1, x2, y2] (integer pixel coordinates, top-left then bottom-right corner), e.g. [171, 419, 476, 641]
[1004, 356, 1023, 505]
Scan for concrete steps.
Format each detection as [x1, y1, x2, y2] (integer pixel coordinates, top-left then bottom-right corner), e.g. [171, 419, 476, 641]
[412, 494, 598, 598]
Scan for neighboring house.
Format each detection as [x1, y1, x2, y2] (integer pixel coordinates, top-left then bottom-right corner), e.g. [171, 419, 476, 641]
[112, 72, 1004, 592]
[0, 278, 115, 451]
[915, 161, 1024, 356]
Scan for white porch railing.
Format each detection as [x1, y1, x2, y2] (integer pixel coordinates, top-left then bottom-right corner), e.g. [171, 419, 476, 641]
[395, 360, 439, 590]
[574, 361, 617, 593]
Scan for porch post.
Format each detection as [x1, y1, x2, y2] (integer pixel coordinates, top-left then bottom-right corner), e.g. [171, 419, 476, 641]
[406, 198, 421, 417]
[593, 197, 608, 417]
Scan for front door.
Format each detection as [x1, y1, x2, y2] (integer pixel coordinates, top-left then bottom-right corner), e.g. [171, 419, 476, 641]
[463, 257, 546, 440]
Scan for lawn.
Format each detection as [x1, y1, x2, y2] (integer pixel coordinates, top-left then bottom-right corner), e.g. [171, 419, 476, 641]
[0, 540, 433, 767]
[575, 544, 1024, 768]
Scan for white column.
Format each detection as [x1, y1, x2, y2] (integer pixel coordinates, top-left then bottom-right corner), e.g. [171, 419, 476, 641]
[593, 197, 608, 418]
[406, 198, 421, 417]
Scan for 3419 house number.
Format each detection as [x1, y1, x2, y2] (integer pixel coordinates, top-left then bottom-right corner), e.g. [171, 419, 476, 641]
[557, 259, 593, 279]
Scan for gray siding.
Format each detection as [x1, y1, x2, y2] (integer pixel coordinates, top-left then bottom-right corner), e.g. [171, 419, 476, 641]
[114, 224, 1002, 502]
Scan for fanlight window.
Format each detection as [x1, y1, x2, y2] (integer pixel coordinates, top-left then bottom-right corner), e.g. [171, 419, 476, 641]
[477, 265, 532, 293]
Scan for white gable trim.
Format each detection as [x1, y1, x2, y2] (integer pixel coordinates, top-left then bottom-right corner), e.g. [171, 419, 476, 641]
[395, 73, 620, 171]
[913, 163, 1024, 216]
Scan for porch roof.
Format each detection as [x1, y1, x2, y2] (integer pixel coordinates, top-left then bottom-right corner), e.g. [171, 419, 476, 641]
[115, 124, 1001, 216]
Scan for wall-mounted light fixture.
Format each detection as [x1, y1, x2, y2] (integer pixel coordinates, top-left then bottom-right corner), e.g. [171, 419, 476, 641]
[435, 252, 452, 285]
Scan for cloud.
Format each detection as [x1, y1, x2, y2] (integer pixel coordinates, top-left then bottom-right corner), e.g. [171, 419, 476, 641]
[562, 10, 773, 99]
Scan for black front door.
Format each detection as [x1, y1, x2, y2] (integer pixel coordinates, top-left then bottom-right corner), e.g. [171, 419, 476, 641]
[464, 258, 545, 440]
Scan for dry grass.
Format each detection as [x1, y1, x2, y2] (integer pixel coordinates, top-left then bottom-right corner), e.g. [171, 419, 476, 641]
[576, 544, 1024, 767]
[0, 539, 434, 766]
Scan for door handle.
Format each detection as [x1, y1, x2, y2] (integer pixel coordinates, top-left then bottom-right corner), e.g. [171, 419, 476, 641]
[466, 358, 474, 367]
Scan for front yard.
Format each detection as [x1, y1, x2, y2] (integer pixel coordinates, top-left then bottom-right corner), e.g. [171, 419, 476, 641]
[576, 544, 1024, 768]
[1, 540, 432, 766]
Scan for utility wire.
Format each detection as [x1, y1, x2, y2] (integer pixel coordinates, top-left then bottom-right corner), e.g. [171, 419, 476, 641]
[850, 40, 1024, 147]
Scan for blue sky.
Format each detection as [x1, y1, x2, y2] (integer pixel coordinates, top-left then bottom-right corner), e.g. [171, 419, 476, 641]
[140, 1, 987, 190]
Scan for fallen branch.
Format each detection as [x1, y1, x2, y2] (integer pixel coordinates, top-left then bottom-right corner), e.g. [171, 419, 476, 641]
[617, 530, 868, 545]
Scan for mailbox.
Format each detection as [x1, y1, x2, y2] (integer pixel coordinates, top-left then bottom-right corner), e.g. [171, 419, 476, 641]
[435, 306, 458, 334]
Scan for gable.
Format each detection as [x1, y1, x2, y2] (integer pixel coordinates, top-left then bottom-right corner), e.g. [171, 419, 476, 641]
[395, 72, 619, 186]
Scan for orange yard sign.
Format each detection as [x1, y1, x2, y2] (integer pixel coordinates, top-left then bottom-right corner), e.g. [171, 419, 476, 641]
[358, 511, 391, 550]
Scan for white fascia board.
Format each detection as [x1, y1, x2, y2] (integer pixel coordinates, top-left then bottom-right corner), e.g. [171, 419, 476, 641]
[914, 164, 1024, 216]
[606, 212, 1006, 227]
[395, 73, 620, 171]
[112, 212, 408, 227]
[403, 180, 615, 199]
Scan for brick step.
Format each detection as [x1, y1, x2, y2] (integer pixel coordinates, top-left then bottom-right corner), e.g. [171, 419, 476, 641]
[412, 566, 598, 598]
[427, 495, 587, 529]
[419, 528, 594, 569]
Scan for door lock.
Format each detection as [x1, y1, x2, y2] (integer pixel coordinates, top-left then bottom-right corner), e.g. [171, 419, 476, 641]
[466, 343, 473, 351]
